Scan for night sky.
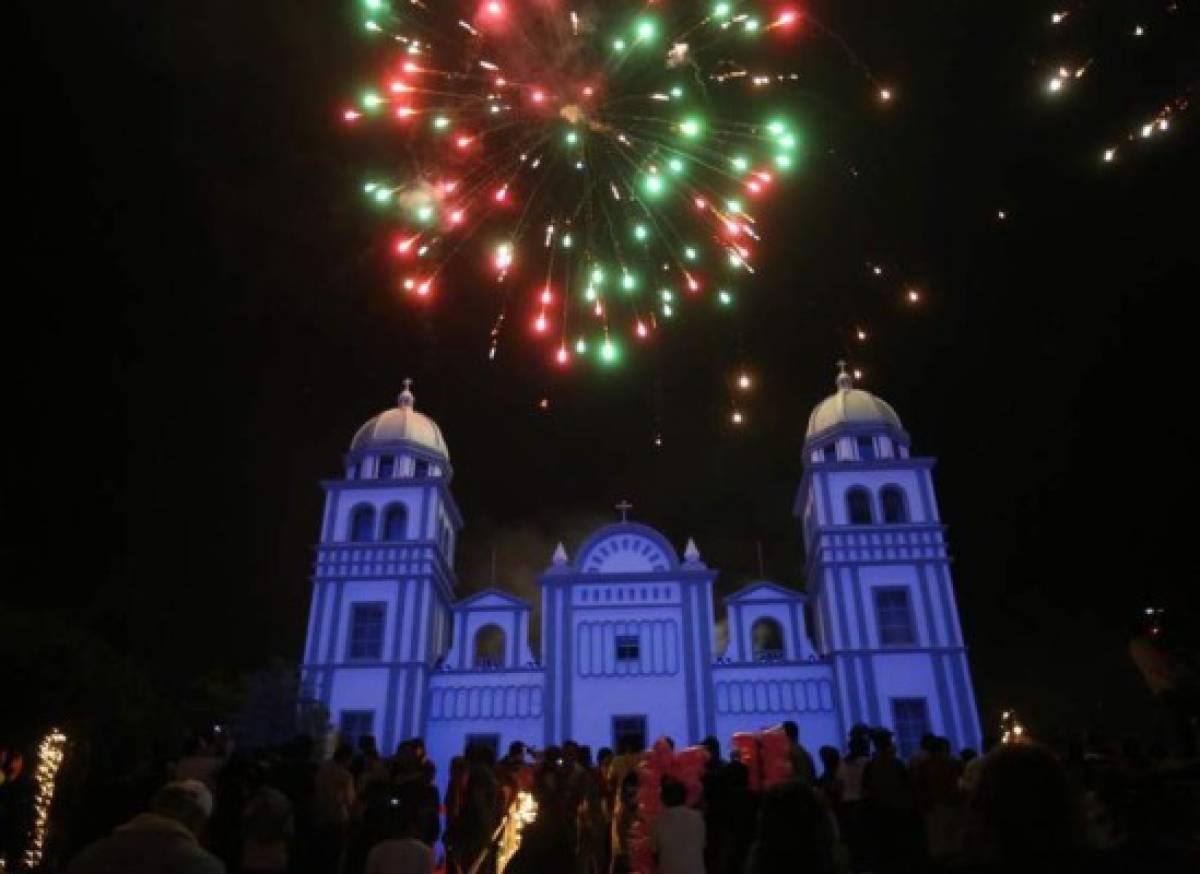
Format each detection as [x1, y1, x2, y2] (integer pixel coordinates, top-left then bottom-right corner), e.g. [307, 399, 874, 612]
[10, 1, 1197, 740]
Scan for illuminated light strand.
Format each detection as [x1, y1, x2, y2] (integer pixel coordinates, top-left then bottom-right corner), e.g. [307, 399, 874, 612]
[23, 729, 68, 870]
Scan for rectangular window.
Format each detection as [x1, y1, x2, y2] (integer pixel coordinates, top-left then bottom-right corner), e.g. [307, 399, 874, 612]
[823, 443, 838, 463]
[856, 435, 876, 461]
[414, 459, 430, 478]
[891, 698, 929, 759]
[339, 710, 374, 746]
[377, 455, 395, 478]
[615, 634, 640, 662]
[465, 733, 500, 758]
[874, 588, 916, 646]
[347, 602, 387, 660]
[612, 715, 647, 754]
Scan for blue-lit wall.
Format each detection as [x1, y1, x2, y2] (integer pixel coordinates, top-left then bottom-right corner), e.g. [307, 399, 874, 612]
[301, 396, 982, 780]
[798, 422, 983, 752]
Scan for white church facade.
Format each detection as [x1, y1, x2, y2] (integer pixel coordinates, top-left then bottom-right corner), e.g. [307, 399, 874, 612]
[301, 369, 981, 772]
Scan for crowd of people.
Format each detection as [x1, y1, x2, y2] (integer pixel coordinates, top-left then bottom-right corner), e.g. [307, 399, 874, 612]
[3, 721, 1196, 874]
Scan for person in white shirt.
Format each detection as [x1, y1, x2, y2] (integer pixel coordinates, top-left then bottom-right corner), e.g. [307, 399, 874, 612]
[835, 734, 870, 803]
[650, 777, 705, 874]
[365, 798, 434, 874]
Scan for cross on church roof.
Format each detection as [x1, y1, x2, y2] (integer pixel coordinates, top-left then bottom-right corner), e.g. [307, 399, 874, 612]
[615, 500, 633, 522]
[834, 359, 853, 391]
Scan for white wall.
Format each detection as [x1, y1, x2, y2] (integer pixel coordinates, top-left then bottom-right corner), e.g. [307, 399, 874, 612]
[327, 666, 391, 736]
[726, 600, 815, 661]
[426, 670, 546, 793]
[331, 485, 430, 541]
[711, 662, 840, 752]
[337, 580, 403, 662]
[867, 652, 949, 737]
[824, 469, 929, 525]
[565, 602, 693, 749]
[572, 672, 693, 750]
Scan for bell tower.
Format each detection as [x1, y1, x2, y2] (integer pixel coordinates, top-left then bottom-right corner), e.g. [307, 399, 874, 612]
[302, 382, 461, 752]
[795, 364, 981, 754]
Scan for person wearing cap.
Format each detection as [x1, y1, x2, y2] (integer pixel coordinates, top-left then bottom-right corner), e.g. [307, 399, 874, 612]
[66, 780, 224, 874]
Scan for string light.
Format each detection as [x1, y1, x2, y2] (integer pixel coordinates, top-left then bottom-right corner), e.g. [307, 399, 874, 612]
[736, 372, 752, 390]
[23, 729, 68, 870]
[731, 409, 744, 425]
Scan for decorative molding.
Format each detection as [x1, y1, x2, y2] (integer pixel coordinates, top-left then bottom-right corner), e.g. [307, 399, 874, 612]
[574, 523, 680, 573]
[453, 588, 532, 611]
[427, 683, 545, 721]
[724, 581, 808, 604]
[582, 536, 671, 574]
[713, 677, 835, 715]
[574, 584, 679, 605]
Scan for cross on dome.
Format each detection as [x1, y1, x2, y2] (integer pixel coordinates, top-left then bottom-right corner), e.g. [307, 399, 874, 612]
[805, 360, 903, 440]
[835, 359, 853, 391]
[615, 499, 633, 522]
[399, 378, 415, 408]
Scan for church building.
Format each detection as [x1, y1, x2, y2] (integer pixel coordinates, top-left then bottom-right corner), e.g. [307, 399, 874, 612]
[301, 368, 981, 772]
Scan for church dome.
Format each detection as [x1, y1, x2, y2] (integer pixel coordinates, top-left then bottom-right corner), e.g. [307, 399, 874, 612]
[806, 364, 903, 440]
[351, 383, 449, 459]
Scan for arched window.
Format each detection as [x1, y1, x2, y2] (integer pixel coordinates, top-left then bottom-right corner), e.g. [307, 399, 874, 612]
[473, 624, 506, 669]
[751, 617, 786, 662]
[846, 488, 873, 524]
[383, 504, 408, 541]
[881, 486, 908, 524]
[349, 505, 376, 542]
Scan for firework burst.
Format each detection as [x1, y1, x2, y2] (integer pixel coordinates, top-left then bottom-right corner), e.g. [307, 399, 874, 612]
[346, 1, 826, 367]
